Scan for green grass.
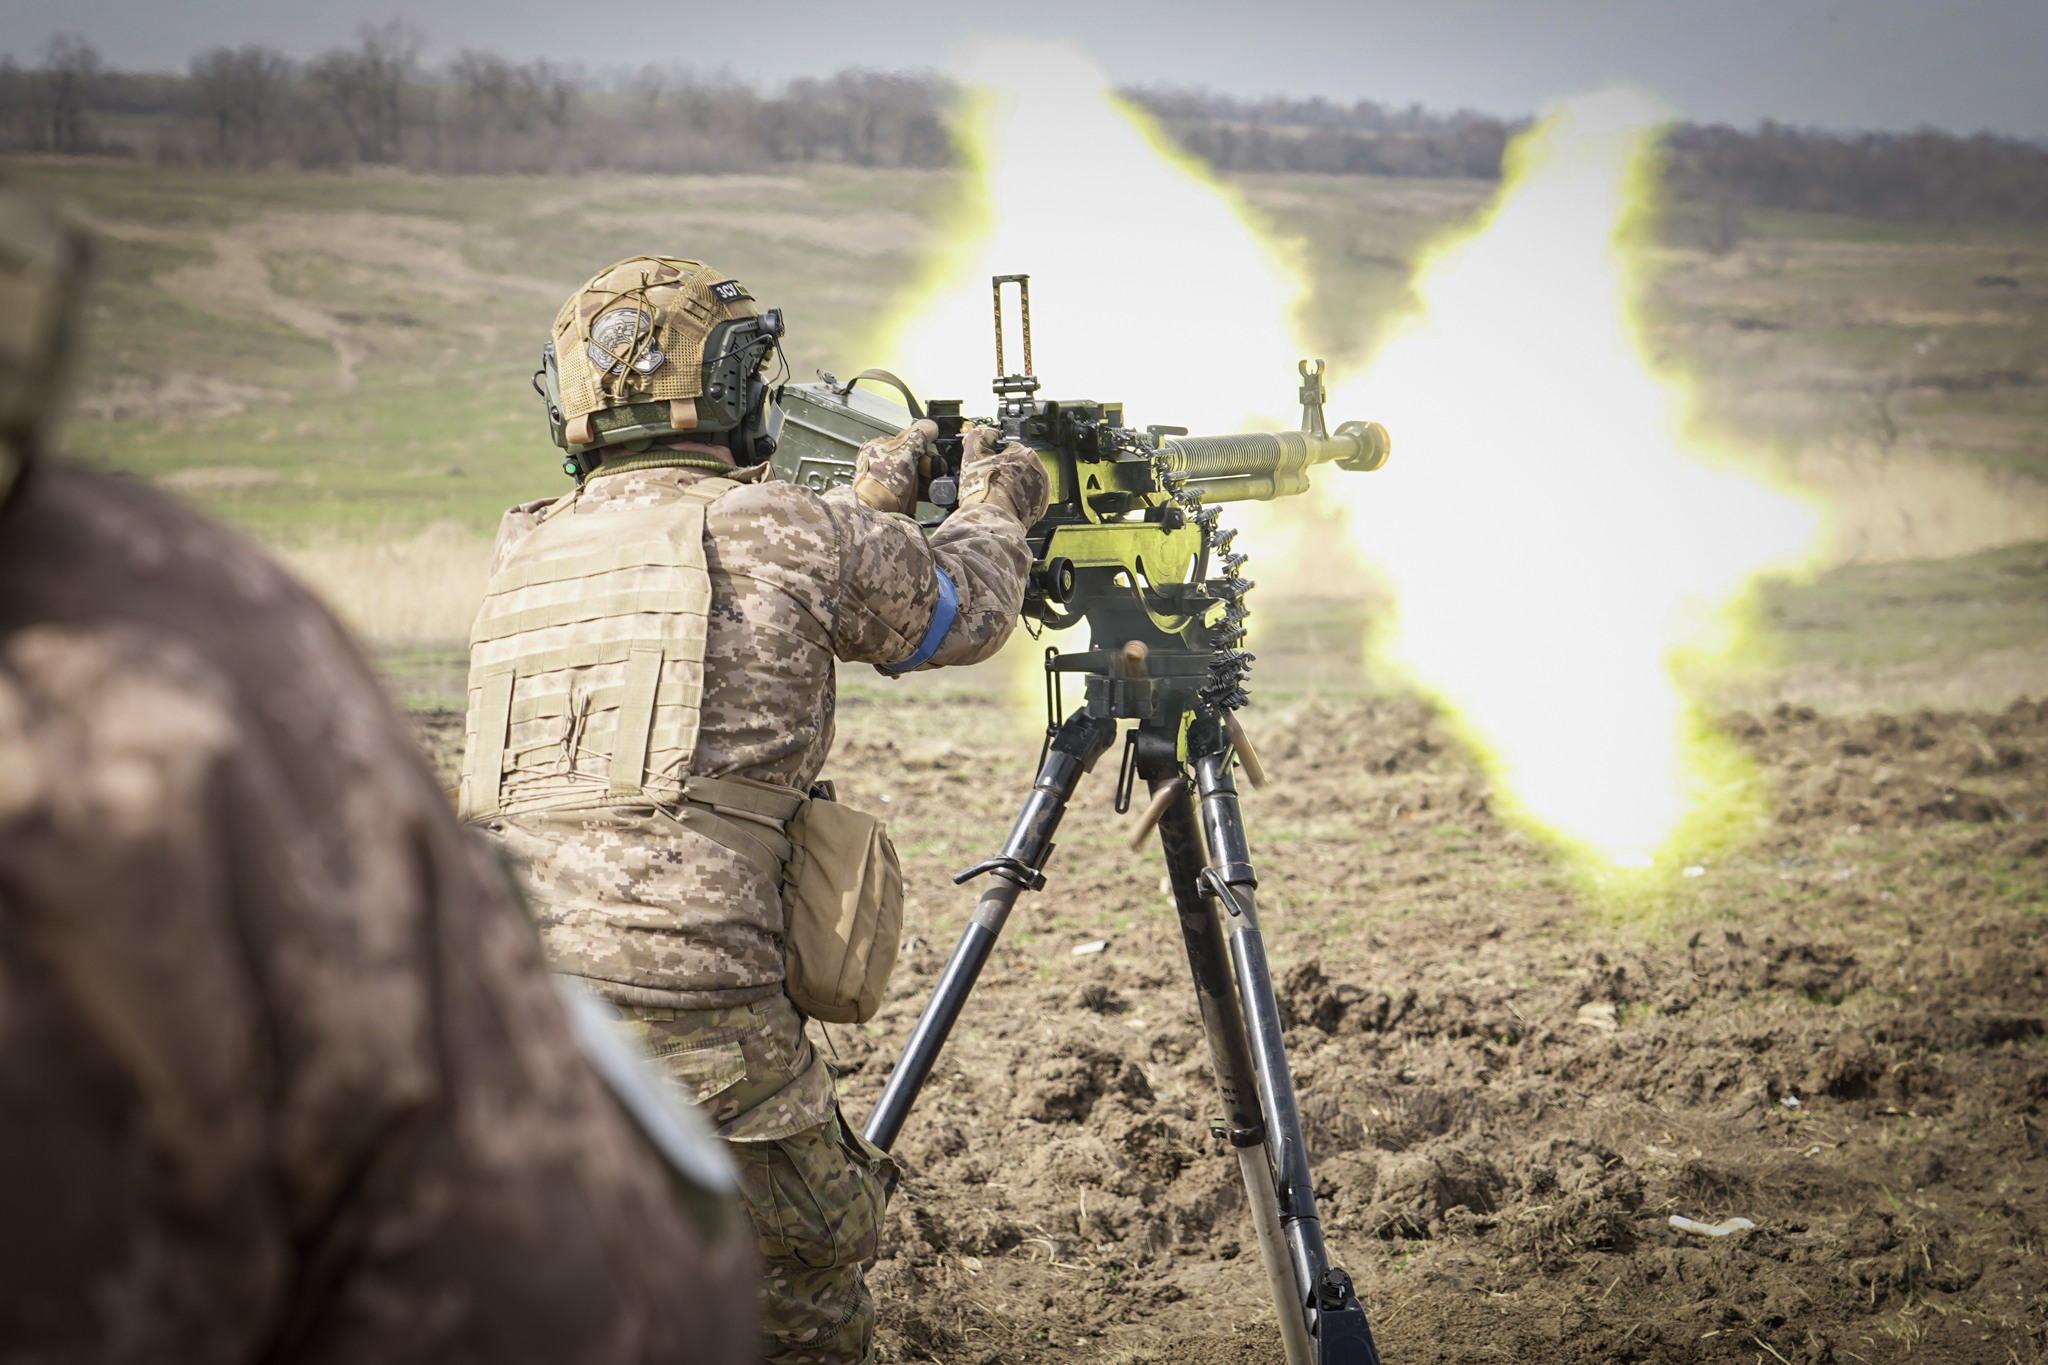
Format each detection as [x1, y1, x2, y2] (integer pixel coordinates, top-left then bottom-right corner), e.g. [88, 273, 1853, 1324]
[1739, 206, 2048, 248]
[86, 379, 544, 538]
[30, 158, 2048, 531]
[1728, 541, 2048, 678]
[13, 157, 2048, 711]
[375, 646, 473, 713]
[31, 162, 957, 540]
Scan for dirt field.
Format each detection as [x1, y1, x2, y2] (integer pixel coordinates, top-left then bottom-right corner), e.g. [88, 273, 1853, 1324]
[846, 696, 2047, 1364]
[408, 678, 2048, 1364]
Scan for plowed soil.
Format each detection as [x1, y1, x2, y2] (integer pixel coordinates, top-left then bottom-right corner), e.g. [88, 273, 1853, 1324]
[828, 693, 2047, 1365]
[418, 693, 2048, 1363]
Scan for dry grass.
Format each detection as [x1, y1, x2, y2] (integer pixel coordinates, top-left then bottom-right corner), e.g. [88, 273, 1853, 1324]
[274, 435, 2048, 654]
[19, 162, 2043, 683]
[1727, 642, 2048, 712]
[1792, 440, 2048, 563]
[156, 464, 290, 493]
[273, 522, 492, 647]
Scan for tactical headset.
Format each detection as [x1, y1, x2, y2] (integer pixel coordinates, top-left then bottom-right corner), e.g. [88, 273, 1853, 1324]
[534, 307, 788, 483]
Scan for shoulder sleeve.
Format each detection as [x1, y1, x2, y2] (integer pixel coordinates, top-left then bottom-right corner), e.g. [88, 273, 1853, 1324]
[816, 488, 1033, 669]
[0, 469, 758, 1364]
[0, 625, 299, 1359]
[490, 496, 559, 577]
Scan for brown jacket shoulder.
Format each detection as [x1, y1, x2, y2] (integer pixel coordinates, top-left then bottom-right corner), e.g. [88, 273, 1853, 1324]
[0, 464, 754, 1364]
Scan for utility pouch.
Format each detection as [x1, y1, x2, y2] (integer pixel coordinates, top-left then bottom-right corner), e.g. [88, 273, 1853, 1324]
[780, 790, 903, 1024]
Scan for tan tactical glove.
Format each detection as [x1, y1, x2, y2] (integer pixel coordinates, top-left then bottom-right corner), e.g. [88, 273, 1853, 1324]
[956, 424, 1050, 526]
[850, 418, 937, 516]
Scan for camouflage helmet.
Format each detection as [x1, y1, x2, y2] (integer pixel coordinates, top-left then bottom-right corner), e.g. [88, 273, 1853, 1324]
[537, 255, 786, 479]
[0, 189, 87, 507]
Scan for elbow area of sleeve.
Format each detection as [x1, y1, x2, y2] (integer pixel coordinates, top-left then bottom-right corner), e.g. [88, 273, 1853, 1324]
[880, 565, 958, 675]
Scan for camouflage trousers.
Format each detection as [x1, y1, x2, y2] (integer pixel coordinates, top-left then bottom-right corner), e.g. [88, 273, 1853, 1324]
[618, 994, 893, 1365]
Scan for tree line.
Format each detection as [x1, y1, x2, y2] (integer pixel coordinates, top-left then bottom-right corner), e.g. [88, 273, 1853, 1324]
[1124, 88, 2048, 225]
[4, 28, 2044, 224]
[1124, 88, 1518, 181]
[1661, 121, 2048, 224]
[0, 25, 950, 173]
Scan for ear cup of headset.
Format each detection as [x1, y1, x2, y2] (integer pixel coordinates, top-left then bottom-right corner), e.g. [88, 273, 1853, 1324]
[742, 374, 780, 464]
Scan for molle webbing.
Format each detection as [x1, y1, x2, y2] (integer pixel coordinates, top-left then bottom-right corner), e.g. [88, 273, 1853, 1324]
[462, 476, 737, 821]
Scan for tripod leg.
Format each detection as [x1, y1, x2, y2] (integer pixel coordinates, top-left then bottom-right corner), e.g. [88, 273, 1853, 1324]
[1190, 721, 1382, 1365]
[862, 709, 1118, 1152]
[1141, 729, 1316, 1365]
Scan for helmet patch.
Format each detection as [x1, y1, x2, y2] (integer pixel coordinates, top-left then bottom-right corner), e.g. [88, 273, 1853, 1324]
[546, 255, 767, 453]
[586, 305, 666, 378]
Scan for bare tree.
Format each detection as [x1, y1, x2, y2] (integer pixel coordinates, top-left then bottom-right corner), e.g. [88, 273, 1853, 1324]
[445, 51, 574, 171]
[623, 64, 669, 111]
[308, 21, 420, 164]
[189, 45, 294, 166]
[1666, 120, 2048, 225]
[37, 33, 102, 153]
[0, 58, 26, 151]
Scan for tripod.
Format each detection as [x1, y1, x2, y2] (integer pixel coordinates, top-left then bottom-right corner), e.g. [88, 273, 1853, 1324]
[862, 644, 1383, 1365]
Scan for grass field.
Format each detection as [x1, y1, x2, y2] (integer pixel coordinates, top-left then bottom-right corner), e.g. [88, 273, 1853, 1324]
[6, 155, 2046, 688]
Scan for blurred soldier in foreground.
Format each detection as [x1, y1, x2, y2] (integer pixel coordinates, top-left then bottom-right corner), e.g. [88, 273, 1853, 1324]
[0, 194, 756, 1362]
[461, 256, 1047, 1363]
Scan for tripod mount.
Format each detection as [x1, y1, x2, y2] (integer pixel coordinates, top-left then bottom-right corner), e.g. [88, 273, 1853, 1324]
[863, 456, 1384, 1365]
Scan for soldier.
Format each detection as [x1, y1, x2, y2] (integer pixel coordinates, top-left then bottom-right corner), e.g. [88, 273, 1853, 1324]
[0, 198, 758, 1361]
[460, 256, 1047, 1364]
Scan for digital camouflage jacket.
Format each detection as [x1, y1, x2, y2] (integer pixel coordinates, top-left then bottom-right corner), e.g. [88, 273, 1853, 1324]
[478, 458, 1033, 1010]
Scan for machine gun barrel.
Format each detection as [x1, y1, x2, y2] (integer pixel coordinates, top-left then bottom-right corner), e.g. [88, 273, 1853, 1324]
[772, 365, 1390, 520]
[1158, 421, 1389, 504]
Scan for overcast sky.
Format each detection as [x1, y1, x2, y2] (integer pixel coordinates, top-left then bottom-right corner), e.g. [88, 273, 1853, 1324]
[4, 0, 2044, 140]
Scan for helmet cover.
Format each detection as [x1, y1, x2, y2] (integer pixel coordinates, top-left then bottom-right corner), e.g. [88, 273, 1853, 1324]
[549, 256, 763, 450]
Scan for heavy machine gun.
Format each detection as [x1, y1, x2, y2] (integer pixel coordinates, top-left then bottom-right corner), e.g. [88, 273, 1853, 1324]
[771, 276, 1391, 1365]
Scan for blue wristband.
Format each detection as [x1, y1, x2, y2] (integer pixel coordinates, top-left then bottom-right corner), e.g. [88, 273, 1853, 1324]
[882, 566, 958, 675]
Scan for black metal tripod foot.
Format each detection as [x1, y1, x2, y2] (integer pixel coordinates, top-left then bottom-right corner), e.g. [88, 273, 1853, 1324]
[1313, 1268, 1382, 1365]
[861, 709, 1116, 1152]
[1180, 718, 1383, 1365]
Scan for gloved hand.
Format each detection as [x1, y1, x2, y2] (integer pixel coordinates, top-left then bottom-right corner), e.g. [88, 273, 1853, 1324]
[851, 418, 937, 516]
[956, 424, 1050, 526]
